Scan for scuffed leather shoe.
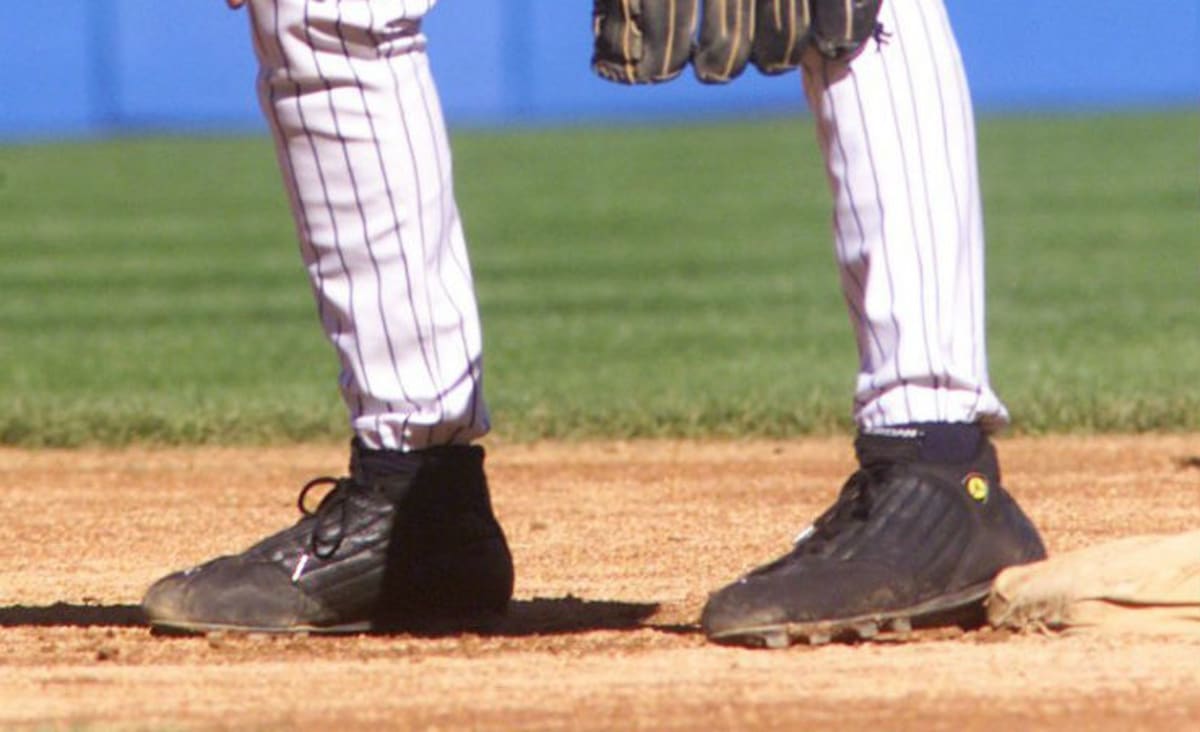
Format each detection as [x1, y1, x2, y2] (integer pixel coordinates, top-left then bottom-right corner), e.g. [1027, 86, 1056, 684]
[142, 441, 513, 634]
[702, 425, 1046, 647]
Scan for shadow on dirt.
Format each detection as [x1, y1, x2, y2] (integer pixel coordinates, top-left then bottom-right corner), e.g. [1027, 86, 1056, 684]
[491, 596, 665, 636]
[0, 597, 690, 636]
[1174, 455, 1200, 470]
[0, 602, 145, 627]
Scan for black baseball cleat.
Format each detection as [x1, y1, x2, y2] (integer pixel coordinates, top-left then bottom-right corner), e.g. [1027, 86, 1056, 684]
[701, 423, 1046, 648]
[142, 440, 513, 635]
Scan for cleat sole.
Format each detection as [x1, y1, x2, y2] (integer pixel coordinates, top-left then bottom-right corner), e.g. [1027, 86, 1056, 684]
[889, 617, 912, 634]
[761, 630, 790, 649]
[707, 580, 992, 649]
[147, 608, 508, 637]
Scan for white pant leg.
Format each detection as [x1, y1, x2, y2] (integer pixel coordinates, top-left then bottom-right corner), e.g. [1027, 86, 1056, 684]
[801, 0, 1008, 431]
[247, 0, 488, 451]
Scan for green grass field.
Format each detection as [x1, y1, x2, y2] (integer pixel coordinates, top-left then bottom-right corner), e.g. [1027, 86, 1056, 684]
[0, 110, 1196, 446]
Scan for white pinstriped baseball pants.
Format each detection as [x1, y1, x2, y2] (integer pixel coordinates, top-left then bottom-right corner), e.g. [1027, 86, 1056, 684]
[804, 0, 1009, 431]
[248, 0, 488, 451]
[247, 0, 1007, 452]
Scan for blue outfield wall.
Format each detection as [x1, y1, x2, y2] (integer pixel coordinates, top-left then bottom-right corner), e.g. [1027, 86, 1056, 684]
[1, 1, 1197, 140]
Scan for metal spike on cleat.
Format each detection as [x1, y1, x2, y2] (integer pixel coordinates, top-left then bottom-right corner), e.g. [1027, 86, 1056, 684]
[761, 629, 790, 649]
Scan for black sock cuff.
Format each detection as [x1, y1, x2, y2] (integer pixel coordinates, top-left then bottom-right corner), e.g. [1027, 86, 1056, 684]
[863, 422, 984, 463]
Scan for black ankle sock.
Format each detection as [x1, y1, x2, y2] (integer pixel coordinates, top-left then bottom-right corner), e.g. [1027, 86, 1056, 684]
[866, 422, 984, 463]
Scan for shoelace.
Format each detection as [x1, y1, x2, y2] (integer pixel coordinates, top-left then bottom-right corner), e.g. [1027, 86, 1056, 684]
[296, 476, 358, 559]
[791, 463, 891, 557]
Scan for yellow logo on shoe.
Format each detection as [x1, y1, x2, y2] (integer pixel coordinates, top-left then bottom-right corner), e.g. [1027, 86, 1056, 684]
[964, 473, 990, 503]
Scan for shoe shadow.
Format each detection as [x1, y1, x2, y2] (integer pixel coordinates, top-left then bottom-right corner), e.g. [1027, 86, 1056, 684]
[0, 598, 687, 637]
[0, 602, 145, 628]
[487, 596, 664, 637]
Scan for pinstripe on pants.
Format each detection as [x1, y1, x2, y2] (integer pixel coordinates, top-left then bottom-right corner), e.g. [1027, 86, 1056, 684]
[247, 0, 487, 451]
[246, 0, 1006, 449]
[802, 0, 1009, 431]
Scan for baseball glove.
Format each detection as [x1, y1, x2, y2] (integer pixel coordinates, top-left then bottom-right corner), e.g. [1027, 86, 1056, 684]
[592, 0, 698, 84]
[697, 0, 884, 82]
[692, 0, 755, 84]
[750, 0, 813, 77]
[593, 0, 883, 85]
[807, 0, 884, 62]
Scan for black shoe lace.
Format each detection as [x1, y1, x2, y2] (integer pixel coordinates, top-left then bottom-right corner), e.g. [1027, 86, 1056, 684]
[297, 476, 358, 559]
[791, 463, 890, 557]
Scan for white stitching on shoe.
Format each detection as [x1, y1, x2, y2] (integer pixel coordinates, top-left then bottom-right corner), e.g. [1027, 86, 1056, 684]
[793, 524, 816, 545]
[291, 553, 310, 583]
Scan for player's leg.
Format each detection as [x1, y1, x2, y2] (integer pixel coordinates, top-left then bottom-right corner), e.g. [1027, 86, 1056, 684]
[258, 2, 488, 451]
[702, 0, 1044, 647]
[141, 0, 512, 634]
[810, 0, 1006, 430]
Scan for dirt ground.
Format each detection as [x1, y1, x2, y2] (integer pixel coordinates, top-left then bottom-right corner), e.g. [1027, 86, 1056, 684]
[2, 435, 1198, 730]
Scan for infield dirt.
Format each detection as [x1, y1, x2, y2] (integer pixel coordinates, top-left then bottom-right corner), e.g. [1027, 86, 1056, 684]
[2, 436, 1199, 730]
